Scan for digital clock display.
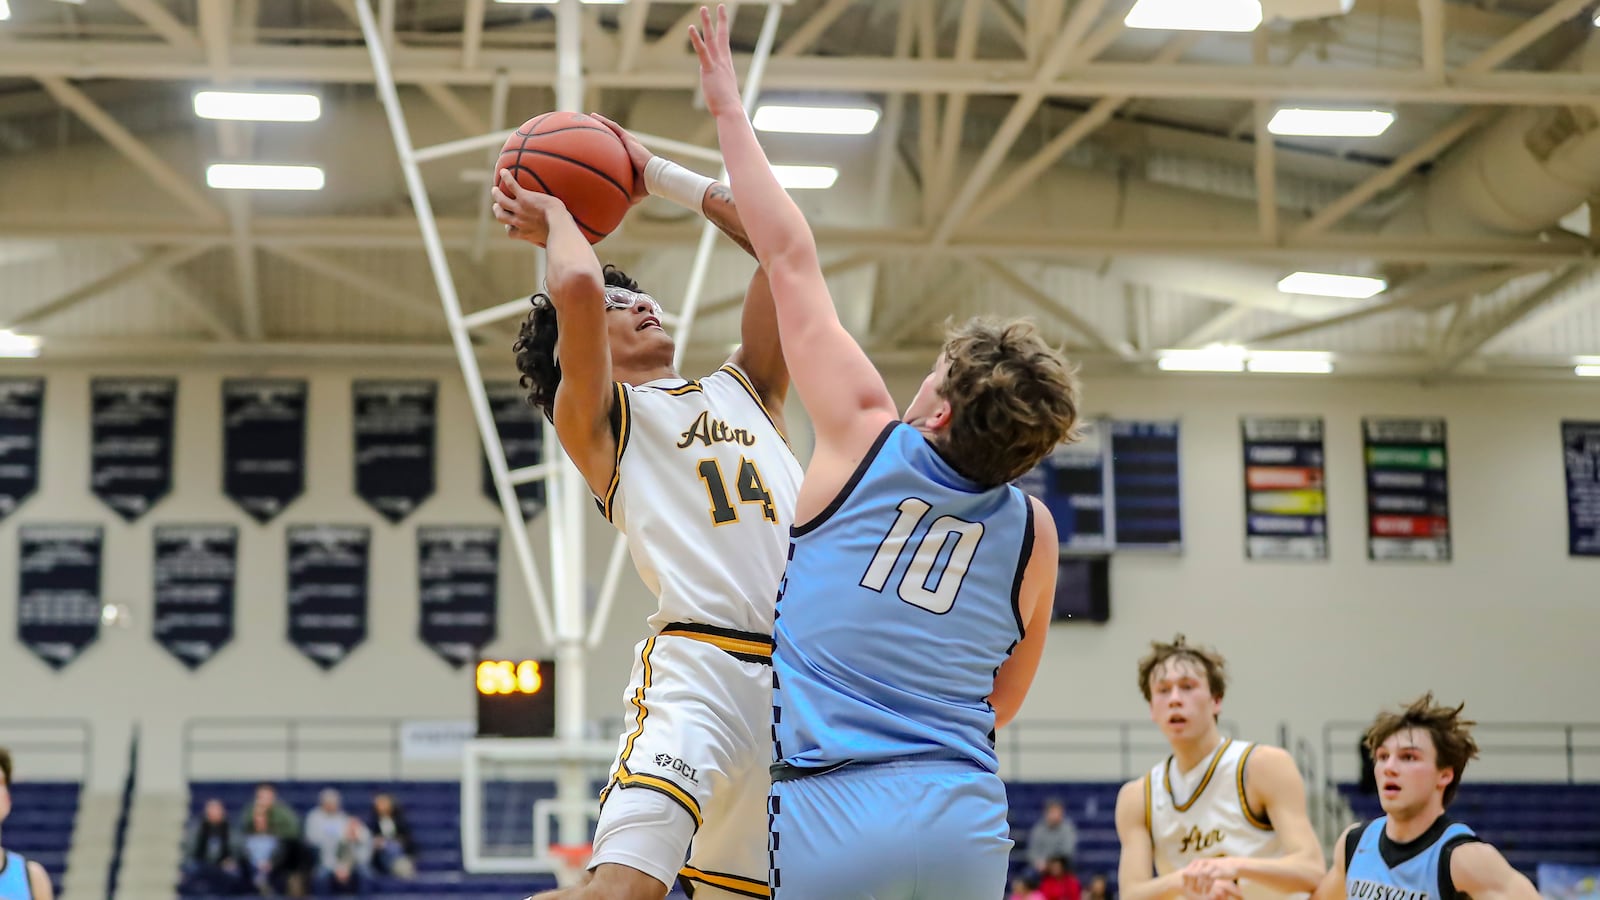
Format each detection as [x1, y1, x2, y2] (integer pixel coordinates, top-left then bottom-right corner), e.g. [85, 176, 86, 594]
[475, 658, 556, 738]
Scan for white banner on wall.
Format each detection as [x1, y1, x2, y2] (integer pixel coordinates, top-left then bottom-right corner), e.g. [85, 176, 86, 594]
[400, 720, 476, 761]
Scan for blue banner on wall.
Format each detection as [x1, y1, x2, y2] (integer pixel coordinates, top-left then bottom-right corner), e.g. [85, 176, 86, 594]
[483, 382, 547, 520]
[287, 525, 370, 670]
[353, 380, 437, 523]
[1363, 417, 1451, 562]
[0, 378, 44, 521]
[17, 524, 103, 671]
[1563, 420, 1600, 558]
[1242, 416, 1328, 560]
[90, 378, 176, 522]
[1110, 420, 1182, 551]
[1015, 420, 1109, 551]
[418, 526, 500, 669]
[153, 525, 238, 670]
[223, 379, 307, 524]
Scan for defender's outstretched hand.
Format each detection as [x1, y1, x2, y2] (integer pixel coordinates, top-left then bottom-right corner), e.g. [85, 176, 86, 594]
[492, 169, 572, 247]
[689, 5, 743, 119]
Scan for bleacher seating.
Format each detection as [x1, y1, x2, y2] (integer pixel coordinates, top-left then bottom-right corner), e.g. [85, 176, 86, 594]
[6, 781, 80, 897]
[1006, 781, 1124, 887]
[1342, 782, 1600, 881]
[183, 780, 690, 900]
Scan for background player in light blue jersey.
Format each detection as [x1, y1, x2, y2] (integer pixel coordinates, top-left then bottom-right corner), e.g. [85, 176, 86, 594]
[1311, 695, 1537, 900]
[0, 748, 56, 900]
[691, 7, 1080, 897]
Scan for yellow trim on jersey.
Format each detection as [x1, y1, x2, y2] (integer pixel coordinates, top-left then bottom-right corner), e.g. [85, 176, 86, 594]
[600, 635, 656, 804]
[662, 381, 703, 396]
[1143, 773, 1153, 837]
[679, 865, 771, 898]
[718, 363, 787, 446]
[659, 626, 773, 660]
[1166, 738, 1232, 812]
[1236, 743, 1273, 831]
[600, 382, 631, 522]
[613, 762, 703, 827]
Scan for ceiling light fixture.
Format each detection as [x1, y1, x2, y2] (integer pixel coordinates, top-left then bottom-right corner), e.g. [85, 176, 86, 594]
[1245, 351, 1334, 374]
[194, 91, 322, 123]
[1267, 107, 1395, 137]
[772, 165, 838, 190]
[1277, 271, 1387, 299]
[206, 164, 326, 191]
[753, 105, 881, 135]
[1125, 0, 1262, 32]
[0, 330, 42, 359]
[0, 1, 11, 21]
[1157, 345, 1248, 372]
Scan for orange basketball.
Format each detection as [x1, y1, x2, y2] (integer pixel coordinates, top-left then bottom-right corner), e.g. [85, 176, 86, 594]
[496, 112, 633, 244]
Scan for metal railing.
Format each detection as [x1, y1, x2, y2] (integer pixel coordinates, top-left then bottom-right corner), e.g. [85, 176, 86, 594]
[996, 718, 1244, 781]
[182, 717, 420, 782]
[0, 718, 93, 785]
[1322, 720, 1600, 788]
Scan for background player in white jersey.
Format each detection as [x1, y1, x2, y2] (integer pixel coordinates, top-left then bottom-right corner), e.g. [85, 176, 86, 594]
[692, 8, 1078, 896]
[1311, 695, 1537, 900]
[496, 118, 801, 900]
[1116, 636, 1324, 900]
[0, 748, 56, 900]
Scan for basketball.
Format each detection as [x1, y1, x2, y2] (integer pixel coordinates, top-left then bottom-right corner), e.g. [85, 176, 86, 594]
[496, 111, 634, 244]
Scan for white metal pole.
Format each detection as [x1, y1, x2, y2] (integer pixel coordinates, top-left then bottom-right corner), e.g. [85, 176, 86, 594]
[472, 69, 513, 262]
[353, 0, 556, 650]
[551, 0, 591, 866]
[671, 1, 785, 368]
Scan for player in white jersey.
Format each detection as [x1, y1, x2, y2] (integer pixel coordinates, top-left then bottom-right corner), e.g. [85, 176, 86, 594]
[1116, 637, 1325, 900]
[496, 118, 800, 900]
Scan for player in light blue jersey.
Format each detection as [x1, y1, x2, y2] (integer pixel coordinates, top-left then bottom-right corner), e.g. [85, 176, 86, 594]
[1311, 695, 1537, 900]
[692, 7, 1080, 897]
[0, 748, 56, 900]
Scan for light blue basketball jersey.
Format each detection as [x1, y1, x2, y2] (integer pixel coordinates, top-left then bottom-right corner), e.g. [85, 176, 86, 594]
[0, 850, 35, 900]
[772, 422, 1035, 773]
[1346, 816, 1477, 900]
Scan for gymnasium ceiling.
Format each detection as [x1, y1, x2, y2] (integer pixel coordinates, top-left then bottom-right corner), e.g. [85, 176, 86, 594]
[0, 0, 1598, 381]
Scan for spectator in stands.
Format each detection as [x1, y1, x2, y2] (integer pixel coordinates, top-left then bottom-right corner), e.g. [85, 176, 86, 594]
[1028, 798, 1078, 873]
[311, 816, 373, 895]
[240, 805, 294, 896]
[1084, 872, 1114, 900]
[237, 782, 305, 896]
[182, 798, 242, 894]
[366, 793, 415, 879]
[0, 746, 56, 900]
[1010, 873, 1046, 900]
[1038, 855, 1082, 900]
[303, 788, 349, 879]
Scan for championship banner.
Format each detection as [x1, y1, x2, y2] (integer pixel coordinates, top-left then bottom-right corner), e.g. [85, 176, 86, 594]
[17, 525, 103, 670]
[353, 380, 437, 523]
[222, 379, 307, 524]
[287, 525, 370, 670]
[153, 525, 238, 670]
[90, 377, 176, 522]
[1363, 417, 1451, 561]
[1563, 421, 1600, 557]
[0, 378, 44, 521]
[1110, 420, 1182, 551]
[1241, 417, 1328, 560]
[1016, 419, 1109, 551]
[418, 526, 500, 669]
[483, 382, 547, 520]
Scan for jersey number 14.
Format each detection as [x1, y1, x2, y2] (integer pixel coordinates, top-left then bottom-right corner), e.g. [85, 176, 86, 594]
[697, 456, 777, 525]
[860, 498, 984, 614]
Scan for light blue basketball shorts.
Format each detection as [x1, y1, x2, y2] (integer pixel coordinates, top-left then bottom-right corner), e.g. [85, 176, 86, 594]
[767, 758, 1013, 900]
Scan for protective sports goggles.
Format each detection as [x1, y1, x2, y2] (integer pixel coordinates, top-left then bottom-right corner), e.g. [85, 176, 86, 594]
[604, 286, 663, 316]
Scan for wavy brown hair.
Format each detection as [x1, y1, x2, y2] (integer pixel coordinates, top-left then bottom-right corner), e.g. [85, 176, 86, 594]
[512, 264, 641, 421]
[1137, 634, 1228, 704]
[935, 318, 1080, 487]
[1364, 693, 1479, 807]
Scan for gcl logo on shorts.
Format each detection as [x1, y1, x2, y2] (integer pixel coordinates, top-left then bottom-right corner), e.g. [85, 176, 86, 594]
[654, 752, 700, 784]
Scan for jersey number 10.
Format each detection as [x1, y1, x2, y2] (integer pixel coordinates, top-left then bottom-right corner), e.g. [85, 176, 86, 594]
[859, 498, 984, 614]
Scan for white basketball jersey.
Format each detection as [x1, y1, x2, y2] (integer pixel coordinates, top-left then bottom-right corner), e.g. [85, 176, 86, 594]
[599, 363, 801, 634]
[1147, 739, 1294, 900]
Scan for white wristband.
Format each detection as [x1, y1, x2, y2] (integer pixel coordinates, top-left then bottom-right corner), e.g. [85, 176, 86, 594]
[644, 156, 716, 212]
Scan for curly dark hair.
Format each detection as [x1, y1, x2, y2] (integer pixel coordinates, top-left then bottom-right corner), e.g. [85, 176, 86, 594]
[513, 264, 642, 421]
